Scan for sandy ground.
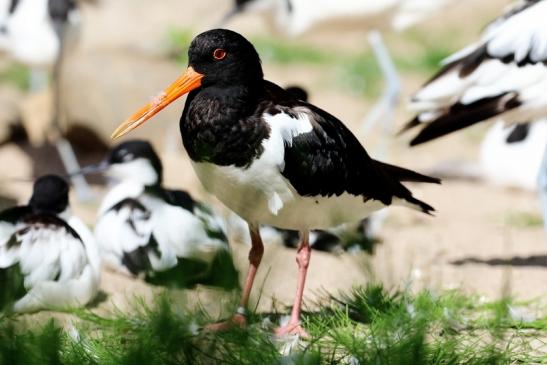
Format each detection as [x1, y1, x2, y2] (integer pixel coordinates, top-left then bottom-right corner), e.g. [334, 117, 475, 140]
[0, 0, 545, 323]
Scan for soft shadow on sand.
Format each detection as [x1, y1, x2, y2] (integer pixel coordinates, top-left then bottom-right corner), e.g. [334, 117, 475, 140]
[451, 255, 547, 268]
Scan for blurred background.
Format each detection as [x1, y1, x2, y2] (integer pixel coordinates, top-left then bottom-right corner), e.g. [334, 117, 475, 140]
[0, 0, 544, 315]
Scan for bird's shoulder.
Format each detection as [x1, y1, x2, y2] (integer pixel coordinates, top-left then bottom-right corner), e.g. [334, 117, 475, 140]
[18, 213, 82, 241]
[145, 186, 196, 213]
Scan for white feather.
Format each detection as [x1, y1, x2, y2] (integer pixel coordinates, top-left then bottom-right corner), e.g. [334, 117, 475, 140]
[411, 0, 547, 127]
[480, 120, 547, 191]
[95, 174, 229, 276]
[0, 0, 80, 66]
[0, 211, 100, 313]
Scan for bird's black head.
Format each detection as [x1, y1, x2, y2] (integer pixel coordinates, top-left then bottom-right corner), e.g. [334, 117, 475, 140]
[29, 175, 69, 214]
[284, 85, 309, 102]
[107, 140, 163, 186]
[111, 29, 263, 139]
[188, 29, 263, 88]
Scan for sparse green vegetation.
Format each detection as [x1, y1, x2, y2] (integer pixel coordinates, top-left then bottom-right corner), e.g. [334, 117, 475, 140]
[0, 65, 29, 90]
[505, 212, 544, 228]
[1, 285, 546, 364]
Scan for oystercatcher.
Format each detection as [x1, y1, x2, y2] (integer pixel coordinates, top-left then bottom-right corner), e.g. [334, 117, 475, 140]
[77, 140, 238, 289]
[0, 175, 100, 313]
[401, 0, 547, 235]
[111, 29, 440, 336]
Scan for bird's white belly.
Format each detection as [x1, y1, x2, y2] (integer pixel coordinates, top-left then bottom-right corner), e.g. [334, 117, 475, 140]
[192, 162, 384, 231]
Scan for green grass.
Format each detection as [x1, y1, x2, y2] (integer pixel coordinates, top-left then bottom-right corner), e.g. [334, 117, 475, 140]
[504, 212, 544, 229]
[1, 285, 546, 364]
[167, 29, 455, 98]
[0, 65, 29, 90]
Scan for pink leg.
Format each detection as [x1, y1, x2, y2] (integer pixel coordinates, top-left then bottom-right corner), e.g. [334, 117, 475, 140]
[205, 223, 264, 332]
[275, 230, 311, 337]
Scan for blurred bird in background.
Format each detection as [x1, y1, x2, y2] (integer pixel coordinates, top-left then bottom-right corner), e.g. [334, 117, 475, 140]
[75, 140, 239, 290]
[401, 0, 547, 236]
[0, 175, 100, 313]
[0, 0, 98, 200]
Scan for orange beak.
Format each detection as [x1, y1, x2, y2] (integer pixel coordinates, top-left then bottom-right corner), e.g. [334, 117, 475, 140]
[111, 66, 204, 139]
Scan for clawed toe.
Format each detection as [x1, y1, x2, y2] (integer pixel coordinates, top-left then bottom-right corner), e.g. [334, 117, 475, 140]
[203, 313, 246, 332]
[274, 322, 309, 338]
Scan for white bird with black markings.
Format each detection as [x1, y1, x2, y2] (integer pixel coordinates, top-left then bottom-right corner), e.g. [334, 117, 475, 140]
[0, 175, 100, 313]
[111, 29, 440, 336]
[0, 0, 94, 200]
[0, 0, 79, 67]
[400, 0, 547, 235]
[78, 140, 238, 289]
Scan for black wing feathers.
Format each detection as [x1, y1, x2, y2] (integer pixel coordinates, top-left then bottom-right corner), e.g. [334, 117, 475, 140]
[264, 83, 438, 213]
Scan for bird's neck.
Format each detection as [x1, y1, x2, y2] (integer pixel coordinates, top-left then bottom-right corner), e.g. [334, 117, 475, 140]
[180, 83, 270, 167]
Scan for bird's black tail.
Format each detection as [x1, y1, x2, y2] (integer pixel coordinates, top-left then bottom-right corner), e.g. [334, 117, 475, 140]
[376, 160, 440, 215]
[378, 161, 441, 185]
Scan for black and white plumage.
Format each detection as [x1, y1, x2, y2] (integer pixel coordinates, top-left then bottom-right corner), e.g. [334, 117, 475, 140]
[0, 0, 79, 67]
[403, 0, 547, 144]
[0, 0, 95, 201]
[0, 175, 100, 313]
[228, 85, 382, 253]
[90, 141, 238, 289]
[401, 0, 547, 236]
[111, 29, 439, 335]
[182, 83, 439, 229]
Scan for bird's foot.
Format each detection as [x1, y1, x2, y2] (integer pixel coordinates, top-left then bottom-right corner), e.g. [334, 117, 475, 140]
[274, 322, 309, 338]
[203, 313, 246, 332]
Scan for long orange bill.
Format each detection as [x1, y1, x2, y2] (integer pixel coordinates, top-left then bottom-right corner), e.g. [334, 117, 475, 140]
[111, 66, 204, 139]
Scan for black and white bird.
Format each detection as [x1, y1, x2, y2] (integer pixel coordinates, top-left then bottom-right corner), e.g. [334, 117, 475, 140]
[400, 0, 547, 235]
[0, 175, 100, 313]
[111, 29, 439, 336]
[0, 0, 94, 200]
[79, 140, 238, 289]
[0, 0, 80, 82]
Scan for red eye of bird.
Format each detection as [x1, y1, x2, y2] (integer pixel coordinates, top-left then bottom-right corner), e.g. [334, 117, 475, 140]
[213, 48, 227, 60]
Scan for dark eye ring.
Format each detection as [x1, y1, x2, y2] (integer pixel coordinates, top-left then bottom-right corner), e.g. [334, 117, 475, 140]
[213, 48, 227, 60]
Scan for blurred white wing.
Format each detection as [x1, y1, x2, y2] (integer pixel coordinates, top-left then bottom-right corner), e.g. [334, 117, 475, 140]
[1, 214, 98, 313]
[392, 0, 456, 30]
[404, 0, 547, 145]
[145, 196, 228, 269]
[95, 198, 155, 275]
